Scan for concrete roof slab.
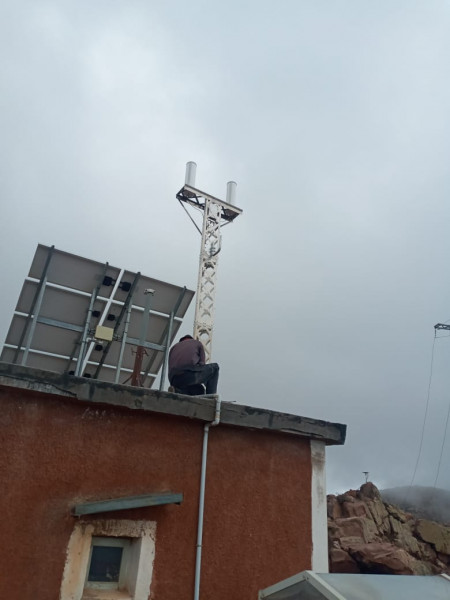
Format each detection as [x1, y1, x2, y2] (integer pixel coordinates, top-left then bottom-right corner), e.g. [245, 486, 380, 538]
[0, 362, 346, 445]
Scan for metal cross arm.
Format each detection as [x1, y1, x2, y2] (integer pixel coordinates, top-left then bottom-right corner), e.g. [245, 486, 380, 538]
[435, 323, 450, 331]
[176, 184, 242, 223]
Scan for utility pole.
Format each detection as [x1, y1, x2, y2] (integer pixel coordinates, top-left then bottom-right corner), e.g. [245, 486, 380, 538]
[176, 162, 242, 362]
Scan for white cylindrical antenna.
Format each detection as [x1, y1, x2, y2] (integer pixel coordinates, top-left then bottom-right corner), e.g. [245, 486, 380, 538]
[226, 181, 237, 205]
[185, 161, 197, 187]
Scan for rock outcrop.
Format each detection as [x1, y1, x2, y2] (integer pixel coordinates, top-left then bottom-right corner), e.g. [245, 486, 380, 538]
[328, 482, 450, 575]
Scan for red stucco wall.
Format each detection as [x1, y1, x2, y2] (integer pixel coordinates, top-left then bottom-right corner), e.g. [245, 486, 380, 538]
[0, 385, 312, 600]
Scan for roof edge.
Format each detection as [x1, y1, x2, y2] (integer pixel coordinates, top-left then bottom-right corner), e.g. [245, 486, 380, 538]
[0, 362, 346, 445]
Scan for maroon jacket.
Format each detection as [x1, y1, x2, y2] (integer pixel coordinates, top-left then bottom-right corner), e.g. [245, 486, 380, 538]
[168, 338, 205, 377]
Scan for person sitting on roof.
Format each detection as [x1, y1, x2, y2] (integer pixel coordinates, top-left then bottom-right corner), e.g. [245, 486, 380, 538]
[168, 334, 219, 395]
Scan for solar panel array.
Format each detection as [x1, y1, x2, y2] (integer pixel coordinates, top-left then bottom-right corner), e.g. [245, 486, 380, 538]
[1, 244, 195, 388]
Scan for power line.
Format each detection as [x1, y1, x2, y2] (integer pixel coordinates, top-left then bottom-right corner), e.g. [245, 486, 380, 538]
[433, 393, 450, 487]
[410, 333, 436, 487]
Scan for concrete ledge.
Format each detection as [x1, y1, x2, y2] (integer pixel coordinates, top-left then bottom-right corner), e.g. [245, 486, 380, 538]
[0, 362, 346, 445]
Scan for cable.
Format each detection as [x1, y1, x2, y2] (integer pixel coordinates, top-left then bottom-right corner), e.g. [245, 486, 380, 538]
[433, 394, 450, 487]
[409, 333, 437, 487]
[178, 199, 202, 235]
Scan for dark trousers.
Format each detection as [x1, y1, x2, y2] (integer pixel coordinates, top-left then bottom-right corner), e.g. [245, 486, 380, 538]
[170, 363, 219, 395]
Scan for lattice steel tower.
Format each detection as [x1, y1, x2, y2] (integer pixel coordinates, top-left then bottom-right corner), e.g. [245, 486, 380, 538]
[176, 162, 242, 362]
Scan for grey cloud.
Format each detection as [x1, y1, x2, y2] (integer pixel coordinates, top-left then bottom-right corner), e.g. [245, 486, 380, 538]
[2, 0, 450, 494]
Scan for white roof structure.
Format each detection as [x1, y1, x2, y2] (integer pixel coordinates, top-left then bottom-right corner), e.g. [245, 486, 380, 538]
[259, 571, 450, 600]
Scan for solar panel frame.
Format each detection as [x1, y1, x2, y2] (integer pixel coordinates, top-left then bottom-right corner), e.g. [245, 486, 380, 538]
[1, 244, 195, 389]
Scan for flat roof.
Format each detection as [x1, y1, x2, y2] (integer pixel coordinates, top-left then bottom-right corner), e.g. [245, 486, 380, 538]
[0, 362, 346, 446]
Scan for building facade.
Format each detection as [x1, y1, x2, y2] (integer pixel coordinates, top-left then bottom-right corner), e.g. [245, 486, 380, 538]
[0, 362, 346, 600]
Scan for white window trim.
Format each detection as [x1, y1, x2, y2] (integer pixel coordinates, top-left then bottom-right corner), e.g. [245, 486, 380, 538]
[60, 519, 156, 600]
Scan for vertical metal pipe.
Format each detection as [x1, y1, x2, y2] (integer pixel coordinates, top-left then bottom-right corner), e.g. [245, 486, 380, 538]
[14, 245, 54, 363]
[75, 290, 97, 376]
[159, 310, 174, 391]
[142, 287, 186, 386]
[131, 290, 154, 387]
[115, 302, 133, 384]
[194, 398, 221, 600]
[139, 290, 154, 346]
[21, 276, 47, 365]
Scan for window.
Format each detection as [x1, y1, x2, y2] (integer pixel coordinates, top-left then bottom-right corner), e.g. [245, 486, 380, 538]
[85, 537, 130, 591]
[60, 520, 156, 600]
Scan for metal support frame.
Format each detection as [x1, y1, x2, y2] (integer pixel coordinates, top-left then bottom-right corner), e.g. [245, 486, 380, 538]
[125, 339, 165, 352]
[70, 262, 108, 376]
[160, 311, 175, 390]
[13, 244, 55, 364]
[130, 289, 154, 387]
[75, 290, 98, 377]
[21, 276, 47, 366]
[80, 269, 125, 375]
[157, 286, 187, 390]
[3, 244, 194, 390]
[138, 290, 154, 346]
[115, 302, 132, 384]
[130, 346, 146, 386]
[92, 272, 141, 379]
[193, 199, 222, 361]
[38, 317, 83, 333]
[177, 172, 242, 363]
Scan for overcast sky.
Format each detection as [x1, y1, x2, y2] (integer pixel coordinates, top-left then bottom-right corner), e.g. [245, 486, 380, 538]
[2, 0, 450, 494]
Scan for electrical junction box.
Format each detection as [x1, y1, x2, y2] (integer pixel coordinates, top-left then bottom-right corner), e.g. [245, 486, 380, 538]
[95, 325, 114, 342]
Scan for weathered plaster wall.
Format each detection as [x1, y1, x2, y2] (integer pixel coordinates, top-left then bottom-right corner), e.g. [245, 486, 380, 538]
[0, 385, 312, 600]
[202, 424, 312, 597]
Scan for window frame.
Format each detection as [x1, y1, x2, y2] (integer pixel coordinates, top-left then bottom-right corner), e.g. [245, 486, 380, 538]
[60, 519, 156, 600]
[84, 536, 131, 591]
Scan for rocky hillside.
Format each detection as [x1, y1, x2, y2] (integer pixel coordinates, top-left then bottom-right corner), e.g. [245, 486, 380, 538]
[328, 482, 450, 575]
